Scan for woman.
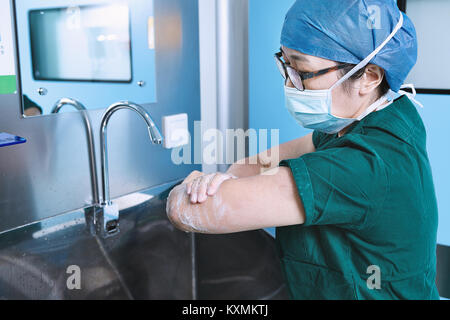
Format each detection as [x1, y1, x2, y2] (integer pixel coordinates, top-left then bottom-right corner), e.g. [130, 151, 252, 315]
[167, 0, 440, 300]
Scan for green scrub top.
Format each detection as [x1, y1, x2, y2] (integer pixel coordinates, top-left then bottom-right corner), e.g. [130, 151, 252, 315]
[277, 96, 440, 300]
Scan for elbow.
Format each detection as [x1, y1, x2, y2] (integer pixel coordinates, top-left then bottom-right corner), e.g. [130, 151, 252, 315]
[167, 201, 191, 233]
[166, 191, 177, 224]
[166, 204, 181, 229]
[166, 183, 233, 234]
[166, 185, 189, 232]
[166, 184, 206, 233]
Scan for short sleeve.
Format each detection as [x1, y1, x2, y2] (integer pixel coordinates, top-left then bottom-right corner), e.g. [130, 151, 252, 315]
[280, 146, 388, 229]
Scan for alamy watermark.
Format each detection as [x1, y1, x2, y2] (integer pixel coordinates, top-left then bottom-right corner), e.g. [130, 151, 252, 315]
[169, 121, 280, 170]
[367, 265, 381, 290]
[66, 265, 81, 290]
[367, 5, 382, 30]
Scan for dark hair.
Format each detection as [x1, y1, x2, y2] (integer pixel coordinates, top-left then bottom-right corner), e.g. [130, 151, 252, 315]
[339, 64, 390, 99]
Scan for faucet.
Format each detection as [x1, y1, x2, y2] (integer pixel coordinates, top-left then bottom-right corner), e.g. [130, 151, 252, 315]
[52, 98, 100, 205]
[51, 97, 87, 113]
[98, 101, 163, 235]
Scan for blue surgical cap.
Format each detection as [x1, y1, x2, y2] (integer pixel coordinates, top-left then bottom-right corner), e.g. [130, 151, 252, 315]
[281, 0, 418, 92]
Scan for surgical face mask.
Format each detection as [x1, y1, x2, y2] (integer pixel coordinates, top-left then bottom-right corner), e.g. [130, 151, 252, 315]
[285, 13, 404, 135]
[285, 87, 393, 134]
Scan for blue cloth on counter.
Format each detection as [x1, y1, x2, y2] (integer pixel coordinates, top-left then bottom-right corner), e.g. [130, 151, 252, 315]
[0, 132, 26, 148]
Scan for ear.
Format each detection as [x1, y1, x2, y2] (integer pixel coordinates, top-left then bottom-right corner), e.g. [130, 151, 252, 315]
[359, 65, 384, 96]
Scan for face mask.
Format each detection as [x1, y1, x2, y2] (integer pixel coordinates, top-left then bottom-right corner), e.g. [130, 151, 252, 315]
[285, 13, 404, 135]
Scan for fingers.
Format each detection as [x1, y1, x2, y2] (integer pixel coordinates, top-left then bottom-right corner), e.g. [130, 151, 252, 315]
[197, 174, 214, 203]
[186, 180, 194, 195]
[191, 174, 215, 204]
[187, 173, 237, 204]
[185, 171, 204, 195]
[207, 173, 234, 196]
[183, 170, 203, 185]
[189, 177, 202, 203]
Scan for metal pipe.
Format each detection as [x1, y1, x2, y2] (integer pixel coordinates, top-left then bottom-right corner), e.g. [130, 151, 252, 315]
[51, 98, 100, 205]
[216, 0, 249, 172]
[100, 101, 163, 206]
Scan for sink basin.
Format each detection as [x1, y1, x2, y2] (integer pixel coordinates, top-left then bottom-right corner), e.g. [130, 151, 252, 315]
[0, 183, 289, 300]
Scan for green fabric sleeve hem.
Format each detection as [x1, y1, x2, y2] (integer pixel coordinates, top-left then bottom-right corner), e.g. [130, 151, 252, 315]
[280, 158, 315, 227]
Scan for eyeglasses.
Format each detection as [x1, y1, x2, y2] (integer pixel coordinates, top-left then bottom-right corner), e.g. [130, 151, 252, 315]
[274, 50, 349, 91]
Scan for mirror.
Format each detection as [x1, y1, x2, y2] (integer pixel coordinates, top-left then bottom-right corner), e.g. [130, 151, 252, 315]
[29, 5, 132, 83]
[400, 0, 450, 94]
[14, 0, 157, 117]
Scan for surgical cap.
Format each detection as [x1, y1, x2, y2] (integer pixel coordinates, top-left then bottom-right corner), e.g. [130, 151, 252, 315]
[281, 0, 418, 92]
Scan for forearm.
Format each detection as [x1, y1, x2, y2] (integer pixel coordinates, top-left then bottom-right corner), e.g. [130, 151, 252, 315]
[166, 167, 306, 234]
[166, 183, 232, 234]
[227, 133, 315, 178]
[226, 154, 271, 178]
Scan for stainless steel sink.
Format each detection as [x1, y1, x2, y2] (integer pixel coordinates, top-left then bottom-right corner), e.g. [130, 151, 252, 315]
[0, 182, 288, 300]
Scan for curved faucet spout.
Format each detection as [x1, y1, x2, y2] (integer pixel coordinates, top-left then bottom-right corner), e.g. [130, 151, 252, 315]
[52, 98, 99, 205]
[100, 101, 163, 206]
[51, 98, 87, 113]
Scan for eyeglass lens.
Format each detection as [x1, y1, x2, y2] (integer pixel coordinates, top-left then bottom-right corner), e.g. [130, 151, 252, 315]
[275, 56, 304, 91]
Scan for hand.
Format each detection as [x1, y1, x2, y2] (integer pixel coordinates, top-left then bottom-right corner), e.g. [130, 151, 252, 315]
[186, 172, 237, 204]
[182, 170, 205, 185]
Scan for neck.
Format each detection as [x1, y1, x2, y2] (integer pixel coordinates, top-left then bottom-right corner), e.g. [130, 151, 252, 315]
[338, 126, 351, 137]
[338, 95, 389, 138]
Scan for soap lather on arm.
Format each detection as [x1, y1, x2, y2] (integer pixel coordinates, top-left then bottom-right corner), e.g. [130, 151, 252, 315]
[166, 168, 306, 234]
